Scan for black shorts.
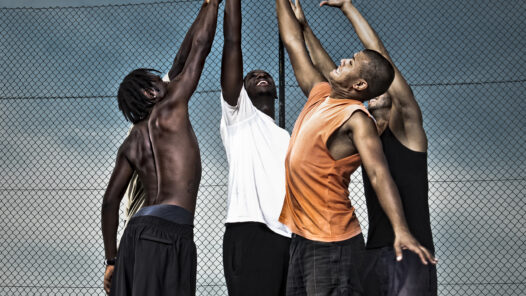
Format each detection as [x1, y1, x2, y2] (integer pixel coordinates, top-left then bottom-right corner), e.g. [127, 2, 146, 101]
[223, 222, 291, 296]
[286, 234, 365, 296]
[110, 215, 196, 296]
[361, 247, 437, 296]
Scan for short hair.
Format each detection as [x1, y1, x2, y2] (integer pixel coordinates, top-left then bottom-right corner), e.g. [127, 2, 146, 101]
[117, 68, 160, 123]
[360, 49, 395, 99]
[243, 69, 273, 85]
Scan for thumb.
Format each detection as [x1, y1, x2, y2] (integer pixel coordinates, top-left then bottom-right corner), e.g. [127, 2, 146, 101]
[320, 1, 328, 7]
[394, 243, 403, 261]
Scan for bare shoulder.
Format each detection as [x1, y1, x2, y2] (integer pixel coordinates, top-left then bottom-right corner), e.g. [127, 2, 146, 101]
[345, 109, 376, 134]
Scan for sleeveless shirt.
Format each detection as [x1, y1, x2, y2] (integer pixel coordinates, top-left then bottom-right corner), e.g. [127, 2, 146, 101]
[363, 127, 434, 252]
[280, 82, 374, 242]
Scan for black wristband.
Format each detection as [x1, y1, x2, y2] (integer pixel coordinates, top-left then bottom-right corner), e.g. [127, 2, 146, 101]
[105, 258, 116, 266]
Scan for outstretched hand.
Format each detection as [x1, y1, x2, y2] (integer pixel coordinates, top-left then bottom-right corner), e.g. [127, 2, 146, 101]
[319, 0, 351, 8]
[394, 230, 437, 265]
[288, 0, 307, 27]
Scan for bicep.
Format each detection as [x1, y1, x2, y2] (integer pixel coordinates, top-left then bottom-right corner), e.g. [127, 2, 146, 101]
[350, 113, 389, 176]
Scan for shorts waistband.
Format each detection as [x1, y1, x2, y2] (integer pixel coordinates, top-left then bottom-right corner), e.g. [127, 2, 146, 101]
[291, 233, 362, 246]
[128, 216, 194, 238]
[134, 204, 193, 225]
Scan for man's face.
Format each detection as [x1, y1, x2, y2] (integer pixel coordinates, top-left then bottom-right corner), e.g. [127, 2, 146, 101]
[144, 75, 167, 101]
[329, 51, 368, 90]
[244, 70, 277, 99]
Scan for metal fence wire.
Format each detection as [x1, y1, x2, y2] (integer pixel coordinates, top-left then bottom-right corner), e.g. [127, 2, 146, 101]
[0, 0, 524, 295]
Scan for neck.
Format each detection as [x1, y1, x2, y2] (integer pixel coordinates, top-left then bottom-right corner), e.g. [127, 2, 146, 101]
[251, 94, 275, 119]
[329, 83, 362, 101]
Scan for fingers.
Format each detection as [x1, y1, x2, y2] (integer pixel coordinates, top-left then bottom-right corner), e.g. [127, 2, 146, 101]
[288, 0, 294, 8]
[405, 242, 432, 265]
[420, 246, 438, 265]
[394, 243, 403, 261]
[104, 279, 110, 294]
[320, 1, 328, 7]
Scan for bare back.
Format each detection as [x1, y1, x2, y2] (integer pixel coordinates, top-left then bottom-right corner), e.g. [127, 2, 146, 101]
[120, 121, 158, 206]
[148, 103, 201, 214]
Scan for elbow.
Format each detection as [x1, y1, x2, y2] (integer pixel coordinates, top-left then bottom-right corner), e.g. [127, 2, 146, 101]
[101, 199, 119, 215]
[193, 32, 214, 53]
[280, 33, 304, 48]
[224, 34, 241, 46]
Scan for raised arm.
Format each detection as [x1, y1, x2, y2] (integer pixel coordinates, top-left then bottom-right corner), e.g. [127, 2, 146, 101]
[290, 0, 336, 81]
[101, 147, 134, 294]
[151, 0, 220, 128]
[220, 0, 243, 105]
[168, 1, 209, 80]
[276, 0, 325, 97]
[325, 0, 426, 149]
[348, 112, 436, 264]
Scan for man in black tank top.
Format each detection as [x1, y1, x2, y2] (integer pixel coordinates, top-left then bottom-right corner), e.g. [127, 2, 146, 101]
[319, 1, 438, 295]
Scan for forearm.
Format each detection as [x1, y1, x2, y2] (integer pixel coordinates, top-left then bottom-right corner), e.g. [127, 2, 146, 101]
[276, 0, 324, 96]
[302, 23, 335, 80]
[341, 3, 390, 60]
[368, 169, 409, 233]
[169, 2, 209, 79]
[221, 0, 243, 102]
[192, 0, 219, 53]
[101, 200, 120, 259]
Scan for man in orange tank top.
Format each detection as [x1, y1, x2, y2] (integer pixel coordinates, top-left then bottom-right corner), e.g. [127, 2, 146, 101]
[276, 0, 436, 295]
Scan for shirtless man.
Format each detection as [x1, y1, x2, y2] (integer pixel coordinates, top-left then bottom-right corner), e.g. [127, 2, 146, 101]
[317, 1, 437, 294]
[220, 0, 291, 295]
[101, 1, 220, 294]
[276, 0, 435, 294]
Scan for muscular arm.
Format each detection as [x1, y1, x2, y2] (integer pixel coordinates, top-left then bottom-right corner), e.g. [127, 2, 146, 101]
[101, 148, 134, 260]
[168, 2, 209, 80]
[334, 0, 426, 150]
[276, 0, 325, 97]
[290, 0, 336, 81]
[348, 112, 435, 264]
[221, 0, 243, 105]
[151, 0, 220, 128]
[101, 147, 133, 294]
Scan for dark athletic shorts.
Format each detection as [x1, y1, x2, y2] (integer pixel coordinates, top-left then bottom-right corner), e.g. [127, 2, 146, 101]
[286, 233, 365, 296]
[223, 222, 291, 296]
[361, 247, 437, 296]
[110, 205, 196, 296]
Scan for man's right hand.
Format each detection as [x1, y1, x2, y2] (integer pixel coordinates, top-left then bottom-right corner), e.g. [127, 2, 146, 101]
[394, 230, 437, 265]
[319, 0, 351, 8]
[104, 265, 114, 295]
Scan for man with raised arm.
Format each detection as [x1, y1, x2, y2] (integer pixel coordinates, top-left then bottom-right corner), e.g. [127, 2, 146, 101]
[276, 0, 436, 294]
[318, 1, 437, 295]
[220, 0, 291, 295]
[101, 1, 220, 294]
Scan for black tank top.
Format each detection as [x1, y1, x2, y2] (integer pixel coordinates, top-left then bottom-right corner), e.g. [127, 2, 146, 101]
[362, 128, 434, 252]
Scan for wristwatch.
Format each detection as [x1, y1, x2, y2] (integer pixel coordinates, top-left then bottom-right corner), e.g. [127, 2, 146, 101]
[105, 258, 116, 266]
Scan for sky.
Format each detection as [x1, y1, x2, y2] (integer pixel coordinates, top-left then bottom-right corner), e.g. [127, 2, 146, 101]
[0, 0, 161, 8]
[0, 0, 525, 295]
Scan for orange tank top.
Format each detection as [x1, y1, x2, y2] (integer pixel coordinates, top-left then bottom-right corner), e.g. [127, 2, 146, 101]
[279, 82, 374, 242]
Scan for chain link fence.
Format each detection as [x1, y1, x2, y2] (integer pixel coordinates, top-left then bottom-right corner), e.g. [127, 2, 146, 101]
[0, 0, 524, 295]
